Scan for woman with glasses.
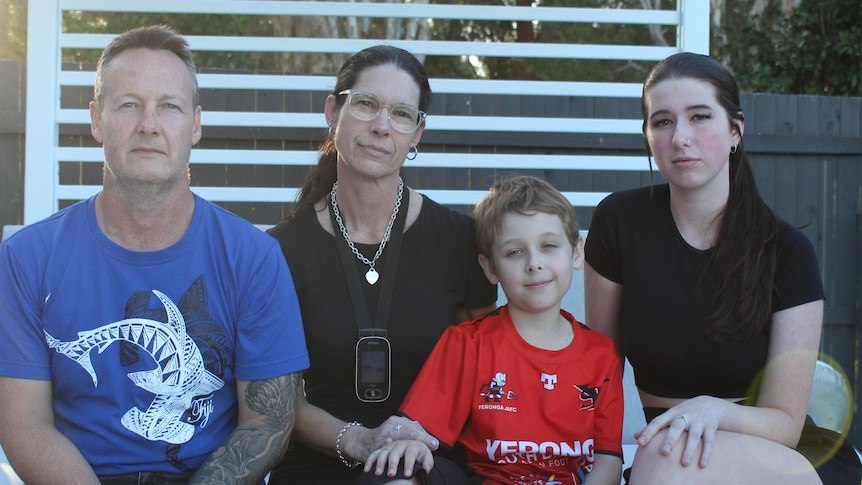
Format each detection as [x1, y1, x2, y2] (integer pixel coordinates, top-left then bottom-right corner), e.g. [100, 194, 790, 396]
[267, 45, 498, 485]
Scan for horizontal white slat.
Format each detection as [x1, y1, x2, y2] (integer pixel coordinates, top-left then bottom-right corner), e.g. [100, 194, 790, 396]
[60, 71, 644, 98]
[428, 115, 642, 134]
[58, 109, 642, 133]
[428, 79, 644, 98]
[192, 187, 302, 203]
[408, 190, 610, 207]
[418, 154, 653, 171]
[59, 0, 680, 25]
[57, 109, 325, 128]
[56, 147, 321, 166]
[55, 185, 102, 201]
[60, 71, 334, 91]
[57, 147, 653, 171]
[54, 184, 608, 208]
[55, 185, 302, 204]
[60, 34, 676, 61]
[55, 185, 304, 203]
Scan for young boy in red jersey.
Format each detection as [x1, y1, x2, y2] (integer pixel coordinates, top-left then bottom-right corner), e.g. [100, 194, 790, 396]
[366, 175, 623, 485]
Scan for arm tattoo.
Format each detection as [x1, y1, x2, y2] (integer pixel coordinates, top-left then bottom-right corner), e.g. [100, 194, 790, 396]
[189, 372, 300, 485]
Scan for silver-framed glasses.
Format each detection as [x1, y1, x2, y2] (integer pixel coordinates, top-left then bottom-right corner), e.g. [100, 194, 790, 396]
[338, 90, 426, 134]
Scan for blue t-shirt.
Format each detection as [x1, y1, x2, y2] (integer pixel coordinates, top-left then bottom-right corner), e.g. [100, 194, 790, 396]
[0, 194, 309, 476]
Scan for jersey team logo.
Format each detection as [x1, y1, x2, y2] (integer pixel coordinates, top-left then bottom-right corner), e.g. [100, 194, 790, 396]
[574, 384, 601, 411]
[574, 377, 609, 411]
[541, 373, 557, 390]
[479, 371, 518, 402]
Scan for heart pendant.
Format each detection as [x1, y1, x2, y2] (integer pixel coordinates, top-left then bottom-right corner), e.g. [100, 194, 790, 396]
[365, 268, 379, 285]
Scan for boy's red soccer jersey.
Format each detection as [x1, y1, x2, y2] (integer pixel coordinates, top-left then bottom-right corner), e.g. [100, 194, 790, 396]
[400, 306, 623, 485]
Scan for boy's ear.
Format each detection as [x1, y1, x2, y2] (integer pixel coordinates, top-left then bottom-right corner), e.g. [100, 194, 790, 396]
[478, 254, 500, 285]
[572, 235, 585, 271]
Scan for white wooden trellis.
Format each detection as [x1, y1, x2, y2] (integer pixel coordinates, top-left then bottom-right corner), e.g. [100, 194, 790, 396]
[24, 0, 709, 224]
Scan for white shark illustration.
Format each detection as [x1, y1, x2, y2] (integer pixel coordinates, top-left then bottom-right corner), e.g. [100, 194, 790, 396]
[45, 290, 224, 444]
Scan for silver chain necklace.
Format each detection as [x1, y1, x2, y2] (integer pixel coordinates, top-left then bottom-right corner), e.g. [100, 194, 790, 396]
[330, 178, 403, 285]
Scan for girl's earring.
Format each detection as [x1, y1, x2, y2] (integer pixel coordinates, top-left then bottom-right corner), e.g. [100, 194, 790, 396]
[730, 144, 738, 154]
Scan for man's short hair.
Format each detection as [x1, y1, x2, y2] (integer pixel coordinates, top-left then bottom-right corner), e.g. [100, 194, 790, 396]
[93, 25, 199, 108]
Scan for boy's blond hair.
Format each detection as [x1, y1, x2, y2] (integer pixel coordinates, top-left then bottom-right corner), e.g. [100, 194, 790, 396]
[473, 175, 580, 261]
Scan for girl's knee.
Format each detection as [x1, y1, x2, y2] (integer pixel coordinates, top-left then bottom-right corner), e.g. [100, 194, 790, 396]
[629, 430, 692, 484]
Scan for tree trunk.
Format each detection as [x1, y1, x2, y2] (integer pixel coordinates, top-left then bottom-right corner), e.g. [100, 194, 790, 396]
[513, 0, 535, 80]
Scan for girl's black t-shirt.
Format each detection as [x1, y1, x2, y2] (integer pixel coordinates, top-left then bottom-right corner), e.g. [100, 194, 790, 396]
[585, 184, 824, 400]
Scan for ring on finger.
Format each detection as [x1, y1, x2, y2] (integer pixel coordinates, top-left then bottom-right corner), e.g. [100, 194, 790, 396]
[675, 415, 688, 427]
[393, 424, 403, 432]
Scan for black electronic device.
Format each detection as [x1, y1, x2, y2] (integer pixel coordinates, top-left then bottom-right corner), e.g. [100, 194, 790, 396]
[355, 335, 391, 402]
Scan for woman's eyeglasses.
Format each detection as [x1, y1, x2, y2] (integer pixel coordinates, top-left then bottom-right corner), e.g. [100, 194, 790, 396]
[338, 90, 426, 134]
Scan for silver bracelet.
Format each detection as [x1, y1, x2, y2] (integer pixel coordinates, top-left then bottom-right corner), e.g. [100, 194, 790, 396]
[335, 421, 363, 468]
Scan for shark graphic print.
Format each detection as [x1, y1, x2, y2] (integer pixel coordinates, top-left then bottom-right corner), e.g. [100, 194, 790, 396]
[44, 276, 229, 447]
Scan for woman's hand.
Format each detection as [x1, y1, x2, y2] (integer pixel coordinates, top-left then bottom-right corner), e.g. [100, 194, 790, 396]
[363, 439, 435, 478]
[634, 396, 731, 468]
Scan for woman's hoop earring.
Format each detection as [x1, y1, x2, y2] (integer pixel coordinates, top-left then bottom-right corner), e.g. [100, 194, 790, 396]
[730, 144, 738, 154]
[407, 145, 419, 161]
[328, 125, 334, 139]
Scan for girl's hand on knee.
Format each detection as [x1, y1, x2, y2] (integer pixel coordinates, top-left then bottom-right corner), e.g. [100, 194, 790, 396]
[635, 396, 725, 468]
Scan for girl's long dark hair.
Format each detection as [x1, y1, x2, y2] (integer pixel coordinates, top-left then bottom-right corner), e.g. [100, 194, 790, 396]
[642, 52, 779, 342]
[287, 45, 432, 220]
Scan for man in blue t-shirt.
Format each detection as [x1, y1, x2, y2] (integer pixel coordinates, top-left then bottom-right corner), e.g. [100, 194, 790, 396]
[0, 25, 309, 484]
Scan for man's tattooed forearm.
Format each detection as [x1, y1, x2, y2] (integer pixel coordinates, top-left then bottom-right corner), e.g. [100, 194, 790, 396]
[188, 373, 300, 485]
[245, 374, 297, 423]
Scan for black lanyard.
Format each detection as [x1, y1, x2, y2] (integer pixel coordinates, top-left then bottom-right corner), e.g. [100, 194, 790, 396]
[328, 188, 409, 335]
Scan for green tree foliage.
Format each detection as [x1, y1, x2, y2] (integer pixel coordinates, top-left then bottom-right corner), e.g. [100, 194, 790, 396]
[717, 0, 862, 96]
[527, 0, 669, 83]
[0, 0, 27, 60]
[61, 11, 278, 71]
[424, 0, 670, 82]
[6, 0, 862, 95]
[0, 2, 282, 69]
